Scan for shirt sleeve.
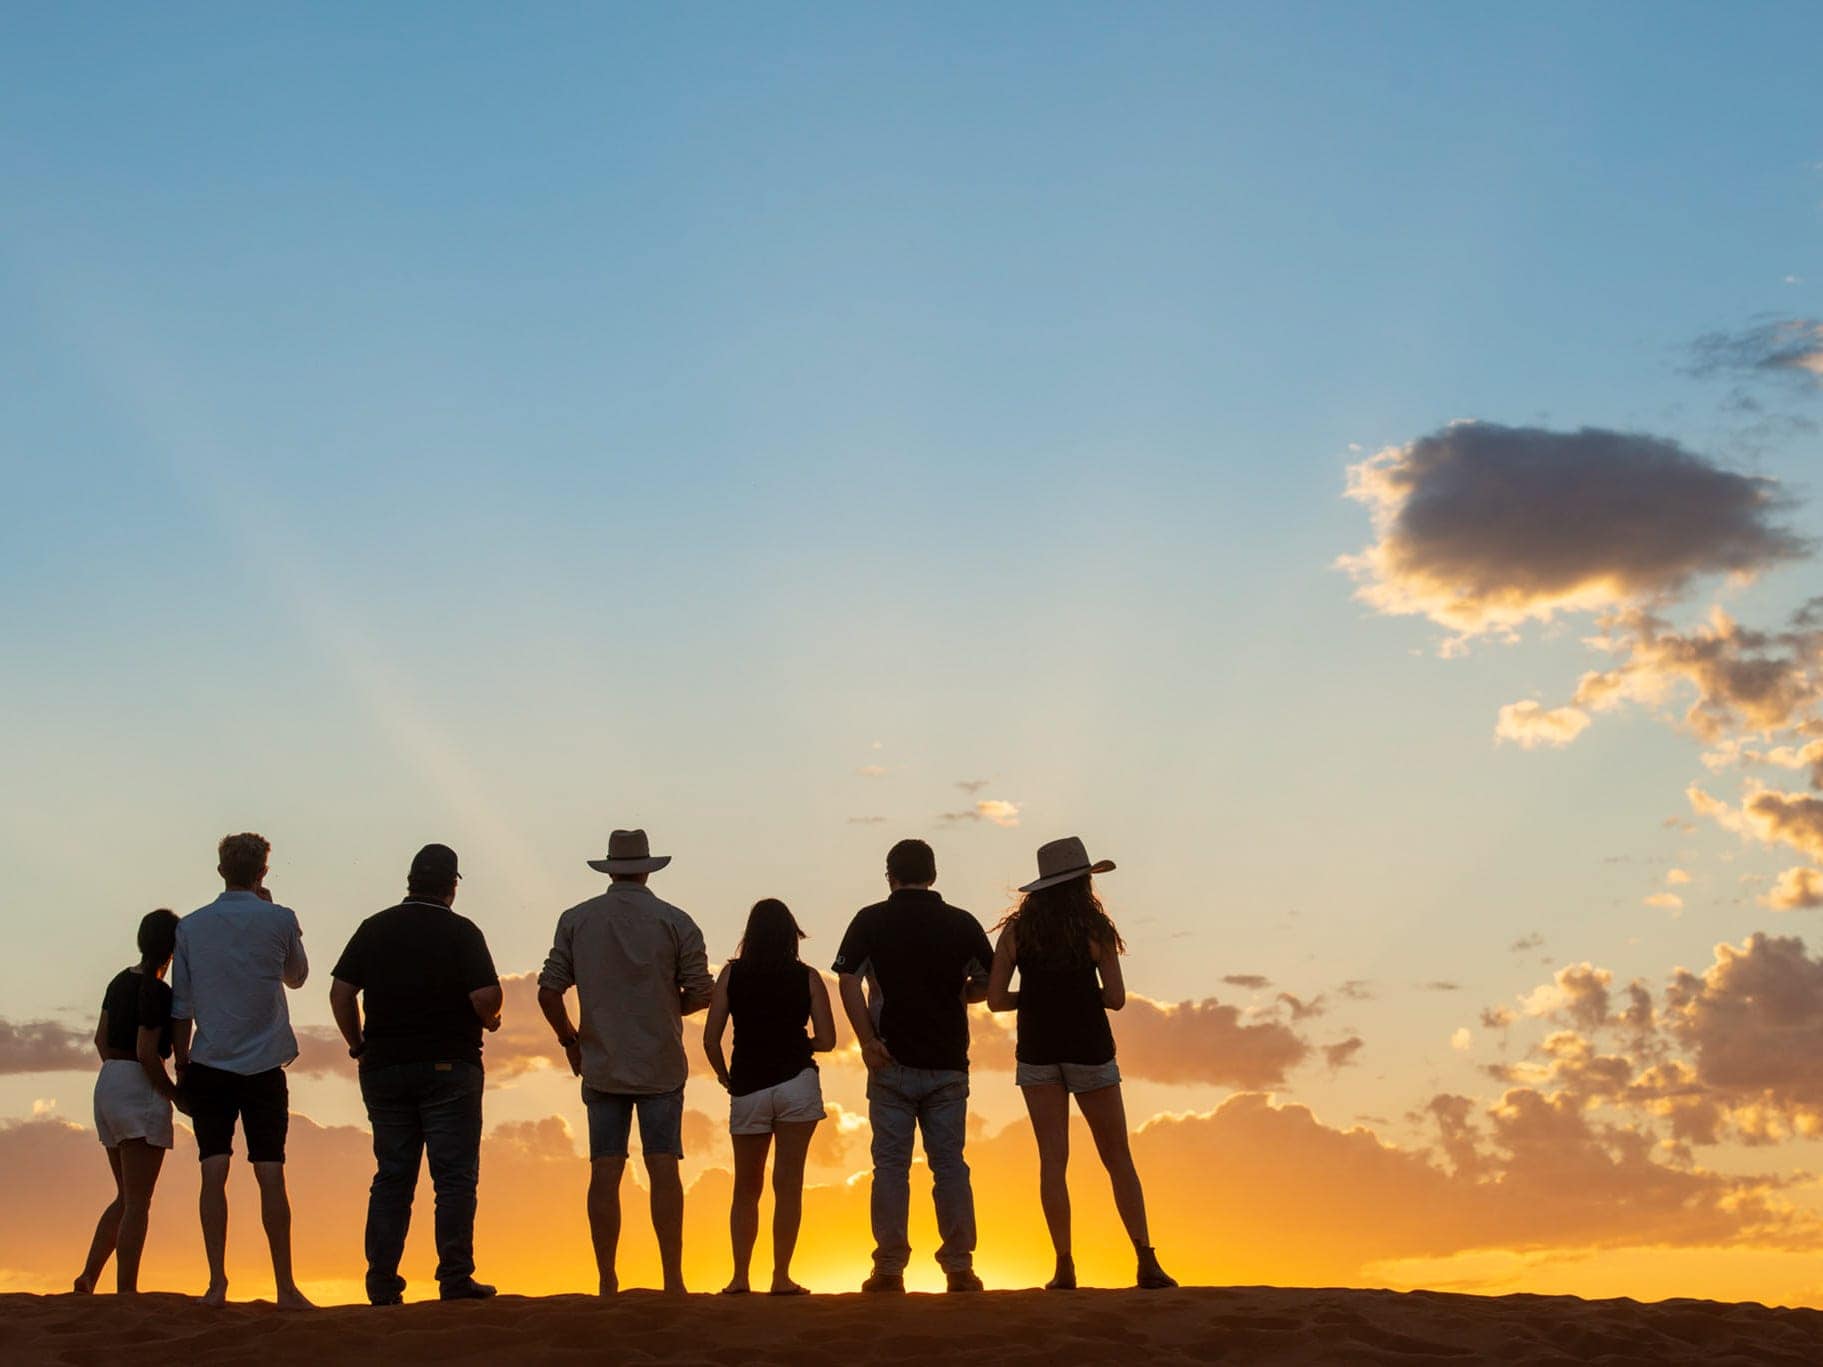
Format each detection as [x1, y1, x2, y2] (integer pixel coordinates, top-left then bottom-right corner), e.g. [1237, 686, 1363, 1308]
[674, 916, 713, 1002]
[169, 923, 193, 1021]
[282, 909, 309, 989]
[330, 924, 367, 988]
[962, 913, 993, 980]
[832, 911, 871, 976]
[539, 913, 575, 992]
[461, 922, 500, 994]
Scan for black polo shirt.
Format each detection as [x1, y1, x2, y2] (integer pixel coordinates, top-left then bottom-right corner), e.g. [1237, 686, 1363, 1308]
[331, 900, 498, 1071]
[832, 888, 993, 1071]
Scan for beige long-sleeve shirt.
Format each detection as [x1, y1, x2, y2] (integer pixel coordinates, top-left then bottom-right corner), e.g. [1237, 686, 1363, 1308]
[539, 882, 713, 1095]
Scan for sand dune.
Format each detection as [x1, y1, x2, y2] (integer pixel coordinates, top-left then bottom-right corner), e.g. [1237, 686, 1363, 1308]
[5, 1287, 1823, 1365]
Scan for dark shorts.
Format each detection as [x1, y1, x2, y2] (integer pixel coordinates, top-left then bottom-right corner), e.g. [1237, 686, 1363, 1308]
[184, 1063, 289, 1163]
[582, 1083, 684, 1159]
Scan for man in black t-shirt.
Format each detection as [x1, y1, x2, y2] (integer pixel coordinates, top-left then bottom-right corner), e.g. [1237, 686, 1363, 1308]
[330, 844, 502, 1304]
[832, 838, 993, 1293]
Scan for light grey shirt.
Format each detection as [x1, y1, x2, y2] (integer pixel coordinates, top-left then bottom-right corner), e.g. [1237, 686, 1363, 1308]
[170, 890, 309, 1075]
[539, 882, 713, 1095]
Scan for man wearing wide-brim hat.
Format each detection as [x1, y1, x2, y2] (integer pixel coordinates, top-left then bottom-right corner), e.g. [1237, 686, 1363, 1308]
[537, 829, 713, 1295]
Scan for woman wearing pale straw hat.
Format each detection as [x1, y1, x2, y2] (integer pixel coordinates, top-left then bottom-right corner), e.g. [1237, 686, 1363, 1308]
[987, 837, 1176, 1291]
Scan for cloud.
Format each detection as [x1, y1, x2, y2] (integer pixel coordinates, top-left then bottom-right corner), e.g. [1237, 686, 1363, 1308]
[0, 1020, 91, 1075]
[1495, 701, 1593, 749]
[856, 765, 887, 778]
[1765, 868, 1823, 911]
[939, 799, 1021, 828]
[1339, 423, 1805, 638]
[955, 779, 991, 794]
[846, 815, 887, 825]
[1666, 869, 1692, 886]
[1643, 893, 1684, 911]
[1509, 933, 1545, 954]
[1418, 981, 1463, 993]
[1275, 992, 1326, 1021]
[1743, 790, 1823, 862]
[1451, 1028, 1473, 1052]
[1690, 318, 1823, 387]
[1519, 964, 1613, 1030]
[1323, 1037, 1365, 1070]
[1221, 974, 1272, 990]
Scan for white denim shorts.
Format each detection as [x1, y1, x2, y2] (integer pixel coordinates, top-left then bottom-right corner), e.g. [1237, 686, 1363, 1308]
[729, 1066, 824, 1135]
[1015, 1059, 1122, 1094]
[93, 1059, 174, 1149]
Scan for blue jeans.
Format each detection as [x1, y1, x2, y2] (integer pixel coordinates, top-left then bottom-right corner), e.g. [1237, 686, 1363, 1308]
[867, 1063, 975, 1275]
[582, 1083, 685, 1159]
[360, 1060, 484, 1301]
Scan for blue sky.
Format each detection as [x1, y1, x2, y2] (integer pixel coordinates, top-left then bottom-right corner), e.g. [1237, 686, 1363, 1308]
[4, 4, 1823, 1154]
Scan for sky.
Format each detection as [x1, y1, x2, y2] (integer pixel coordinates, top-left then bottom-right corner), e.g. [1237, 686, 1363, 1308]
[4, 2, 1823, 1303]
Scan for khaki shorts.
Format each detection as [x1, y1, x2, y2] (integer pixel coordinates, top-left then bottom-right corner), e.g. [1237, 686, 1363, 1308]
[1015, 1059, 1122, 1094]
[729, 1067, 824, 1135]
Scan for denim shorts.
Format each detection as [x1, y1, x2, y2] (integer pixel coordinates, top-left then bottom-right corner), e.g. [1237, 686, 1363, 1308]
[582, 1083, 685, 1159]
[729, 1066, 824, 1136]
[1014, 1059, 1122, 1094]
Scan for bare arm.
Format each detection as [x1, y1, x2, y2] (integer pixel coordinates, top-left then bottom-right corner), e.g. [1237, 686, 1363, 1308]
[1096, 940, 1127, 1011]
[137, 1026, 183, 1106]
[839, 973, 892, 1070]
[171, 1016, 193, 1077]
[701, 964, 732, 1089]
[808, 967, 836, 1052]
[538, 986, 582, 1076]
[986, 924, 1019, 1012]
[469, 984, 503, 1030]
[330, 978, 363, 1052]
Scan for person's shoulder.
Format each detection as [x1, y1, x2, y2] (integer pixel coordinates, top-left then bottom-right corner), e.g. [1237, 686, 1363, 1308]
[651, 893, 699, 926]
[850, 899, 891, 922]
[941, 898, 982, 926]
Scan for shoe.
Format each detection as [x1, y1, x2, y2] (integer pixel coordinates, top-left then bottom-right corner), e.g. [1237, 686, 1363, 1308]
[1135, 1248, 1177, 1290]
[861, 1271, 905, 1293]
[440, 1279, 498, 1301]
[945, 1269, 984, 1293]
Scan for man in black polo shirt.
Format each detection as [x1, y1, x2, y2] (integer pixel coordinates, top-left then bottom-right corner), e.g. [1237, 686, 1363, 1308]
[329, 844, 502, 1304]
[832, 838, 993, 1293]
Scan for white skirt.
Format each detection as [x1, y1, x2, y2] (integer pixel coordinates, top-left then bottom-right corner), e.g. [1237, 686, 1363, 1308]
[93, 1059, 173, 1149]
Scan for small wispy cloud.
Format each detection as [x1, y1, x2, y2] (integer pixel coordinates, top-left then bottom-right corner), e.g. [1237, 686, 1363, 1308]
[1690, 317, 1823, 387]
[857, 765, 887, 778]
[1644, 891, 1684, 910]
[956, 779, 991, 794]
[847, 815, 887, 825]
[1222, 974, 1272, 991]
[1509, 933, 1545, 953]
[1495, 700, 1592, 749]
[939, 798, 1021, 828]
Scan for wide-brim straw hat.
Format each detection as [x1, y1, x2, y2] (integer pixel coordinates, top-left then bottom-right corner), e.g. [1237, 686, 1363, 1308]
[587, 828, 672, 875]
[1018, 836, 1116, 893]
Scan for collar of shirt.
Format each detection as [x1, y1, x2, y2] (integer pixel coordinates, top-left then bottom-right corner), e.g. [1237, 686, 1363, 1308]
[216, 889, 265, 904]
[887, 888, 943, 909]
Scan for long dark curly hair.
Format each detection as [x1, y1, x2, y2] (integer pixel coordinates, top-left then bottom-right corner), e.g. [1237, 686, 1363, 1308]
[995, 876, 1125, 966]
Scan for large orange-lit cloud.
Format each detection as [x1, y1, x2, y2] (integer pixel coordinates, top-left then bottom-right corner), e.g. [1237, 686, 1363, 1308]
[0, 1020, 92, 1075]
[1340, 422, 1804, 638]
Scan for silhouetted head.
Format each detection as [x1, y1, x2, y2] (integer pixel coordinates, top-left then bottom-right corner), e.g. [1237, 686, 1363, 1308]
[217, 832, 270, 890]
[407, 843, 461, 903]
[997, 876, 1125, 964]
[737, 898, 807, 968]
[137, 908, 179, 972]
[885, 838, 936, 890]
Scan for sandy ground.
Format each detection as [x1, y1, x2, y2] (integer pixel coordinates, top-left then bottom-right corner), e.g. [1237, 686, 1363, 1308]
[4, 1286, 1823, 1365]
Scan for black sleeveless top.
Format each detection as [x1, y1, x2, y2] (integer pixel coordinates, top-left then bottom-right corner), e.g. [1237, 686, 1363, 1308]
[1015, 943, 1115, 1067]
[727, 960, 816, 1097]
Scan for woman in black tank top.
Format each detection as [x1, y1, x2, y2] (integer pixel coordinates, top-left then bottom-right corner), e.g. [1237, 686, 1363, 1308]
[987, 838, 1175, 1292]
[703, 899, 836, 1295]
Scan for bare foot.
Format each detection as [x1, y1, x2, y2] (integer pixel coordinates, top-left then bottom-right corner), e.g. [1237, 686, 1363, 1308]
[720, 1278, 750, 1295]
[1045, 1257, 1077, 1291]
[662, 1280, 689, 1297]
[275, 1284, 316, 1310]
[769, 1279, 809, 1296]
[72, 1274, 96, 1295]
[196, 1281, 229, 1307]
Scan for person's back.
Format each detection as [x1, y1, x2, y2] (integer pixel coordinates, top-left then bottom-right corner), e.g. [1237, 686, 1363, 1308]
[340, 901, 494, 1070]
[833, 838, 992, 1294]
[1013, 943, 1114, 1068]
[175, 891, 307, 1074]
[726, 959, 815, 1098]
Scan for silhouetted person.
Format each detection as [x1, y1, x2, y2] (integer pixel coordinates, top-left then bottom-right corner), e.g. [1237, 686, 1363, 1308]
[702, 898, 836, 1295]
[75, 908, 184, 1295]
[170, 832, 313, 1308]
[330, 843, 503, 1304]
[537, 829, 714, 1294]
[833, 838, 993, 1293]
[986, 837, 1175, 1290]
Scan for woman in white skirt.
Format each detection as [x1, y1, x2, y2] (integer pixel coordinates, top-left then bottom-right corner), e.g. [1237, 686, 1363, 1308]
[74, 908, 184, 1295]
[703, 899, 835, 1295]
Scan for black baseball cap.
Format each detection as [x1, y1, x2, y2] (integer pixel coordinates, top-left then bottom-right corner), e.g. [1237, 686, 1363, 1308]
[409, 843, 461, 883]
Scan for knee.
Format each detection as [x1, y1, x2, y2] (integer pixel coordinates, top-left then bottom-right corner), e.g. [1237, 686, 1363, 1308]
[928, 1150, 970, 1180]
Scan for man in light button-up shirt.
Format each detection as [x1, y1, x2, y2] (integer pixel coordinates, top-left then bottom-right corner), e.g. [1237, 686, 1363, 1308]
[170, 832, 313, 1309]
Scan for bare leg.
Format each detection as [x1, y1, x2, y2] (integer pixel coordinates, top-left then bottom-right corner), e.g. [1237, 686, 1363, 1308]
[768, 1120, 817, 1293]
[197, 1155, 231, 1305]
[1021, 1083, 1074, 1288]
[724, 1133, 770, 1293]
[1076, 1084, 1174, 1287]
[645, 1154, 686, 1294]
[74, 1147, 124, 1294]
[253, 1161, 314, 1308]
[587, 1157, 626, 1295]
[114, 1141, 166, 1294]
